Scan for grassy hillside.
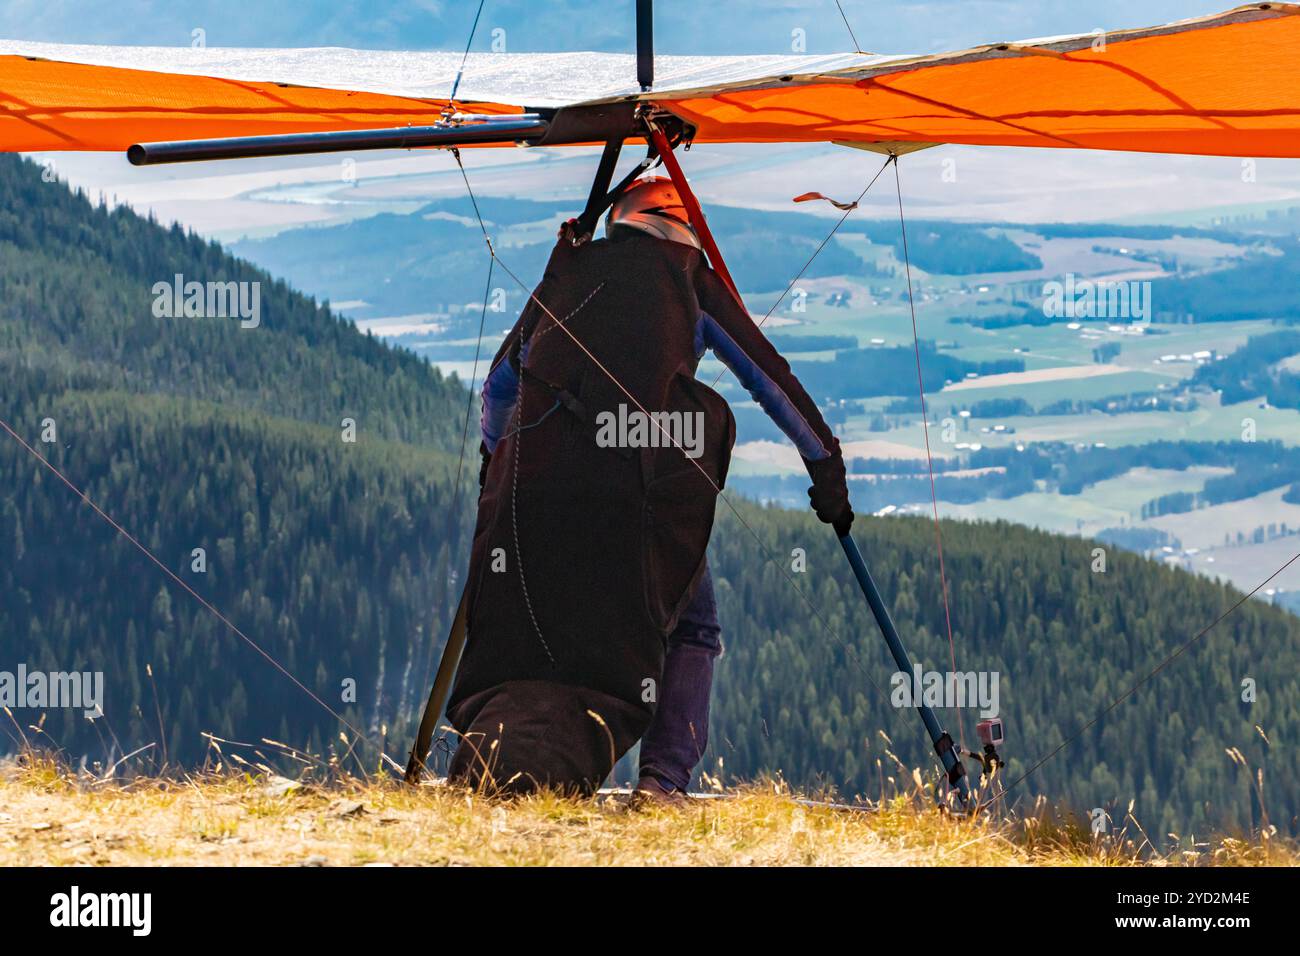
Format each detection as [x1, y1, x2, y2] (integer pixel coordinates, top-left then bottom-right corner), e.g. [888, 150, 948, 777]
[1, 154, 1296, 846]
[4, 758, 1292, 867]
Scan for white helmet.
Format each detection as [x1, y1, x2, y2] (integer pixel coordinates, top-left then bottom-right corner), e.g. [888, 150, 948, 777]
[606, 176, 701, 250]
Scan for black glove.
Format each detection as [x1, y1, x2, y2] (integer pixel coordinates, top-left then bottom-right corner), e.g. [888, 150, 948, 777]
[557, 217, 592, 246]
[478, 441, 492, 491]
[805, 445, 854, 536]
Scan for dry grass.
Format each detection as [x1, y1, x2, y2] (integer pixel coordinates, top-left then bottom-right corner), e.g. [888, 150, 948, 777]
[0, 754, 1292, 867]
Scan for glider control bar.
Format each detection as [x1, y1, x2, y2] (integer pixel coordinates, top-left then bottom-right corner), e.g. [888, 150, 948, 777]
[839, 534, 971, 804]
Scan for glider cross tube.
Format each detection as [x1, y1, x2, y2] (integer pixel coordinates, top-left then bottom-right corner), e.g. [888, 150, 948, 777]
[127, 115, 551, 165]
[126, 102, 648, 166]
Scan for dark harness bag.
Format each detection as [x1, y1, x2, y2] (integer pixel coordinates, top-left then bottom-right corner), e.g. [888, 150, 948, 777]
[447, 235, 735, 794]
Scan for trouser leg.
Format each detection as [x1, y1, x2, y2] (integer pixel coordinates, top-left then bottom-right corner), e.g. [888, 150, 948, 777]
[637, 563, 723, 792]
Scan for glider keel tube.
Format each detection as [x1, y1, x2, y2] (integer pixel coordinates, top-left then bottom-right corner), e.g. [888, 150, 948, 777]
[127, 116, 550, 165]
[839, 533, 971, 805]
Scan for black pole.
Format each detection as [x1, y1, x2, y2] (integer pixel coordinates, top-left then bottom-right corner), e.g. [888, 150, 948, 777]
[127, 117, 549, 166]
[636, 0, 654, 91]
[838, 533, 970, 803]
[584, 139, 624, 217]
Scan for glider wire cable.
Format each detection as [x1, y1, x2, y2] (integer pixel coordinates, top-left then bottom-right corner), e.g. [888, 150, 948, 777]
[413, 0, 494, 752]
[0, 417, 390, 764]
[451, 151, 895, 703]
[708, 154, 892, 392]
[1003, 547, 1300, 798]
[418, 251, 493, 696]
[447, 0, 487, 108]
[423, 0, 496, 683]
[833, 0, 865, 53]
[892, 155, 967, 754]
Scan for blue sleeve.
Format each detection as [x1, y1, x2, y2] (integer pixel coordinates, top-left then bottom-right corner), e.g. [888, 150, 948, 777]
[479, 354, 519, 454]
[479, 238, 578, 454]
[699, 310, 832, 461]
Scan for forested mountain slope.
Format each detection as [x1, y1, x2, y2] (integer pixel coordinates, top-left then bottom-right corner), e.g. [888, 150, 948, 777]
[1, 155, 1295, 840]
[0, 157, 464, 447]
[707, 508, 1296, 839]
[0, 153, 472, 765]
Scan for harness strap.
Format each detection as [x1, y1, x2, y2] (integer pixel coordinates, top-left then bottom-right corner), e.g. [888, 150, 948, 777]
[521, 364, 589, 421]
[647, 123, 743, 308]
[520, 365, 636, 460]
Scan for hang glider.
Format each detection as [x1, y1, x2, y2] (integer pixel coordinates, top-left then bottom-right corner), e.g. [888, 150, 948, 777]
[3, 1, 1287, 806]
[1, 2, 1298, 163]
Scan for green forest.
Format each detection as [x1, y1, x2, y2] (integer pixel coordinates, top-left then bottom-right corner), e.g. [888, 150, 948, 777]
[2, 155, 1296, 841]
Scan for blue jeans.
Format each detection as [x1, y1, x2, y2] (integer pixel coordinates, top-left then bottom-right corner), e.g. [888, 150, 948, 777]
[638, 564, 722, 792]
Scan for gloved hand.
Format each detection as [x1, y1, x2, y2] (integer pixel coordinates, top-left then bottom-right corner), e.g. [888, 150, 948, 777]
[557, 218, 592, 246]
[804, 444, 854, 536]
[478, 441, 492, 491]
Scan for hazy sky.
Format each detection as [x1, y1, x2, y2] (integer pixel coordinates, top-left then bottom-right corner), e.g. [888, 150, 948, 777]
[0, 1, 1231, 56]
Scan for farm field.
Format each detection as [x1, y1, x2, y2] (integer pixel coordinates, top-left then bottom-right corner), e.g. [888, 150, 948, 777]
[228, 190, 1300, 616]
